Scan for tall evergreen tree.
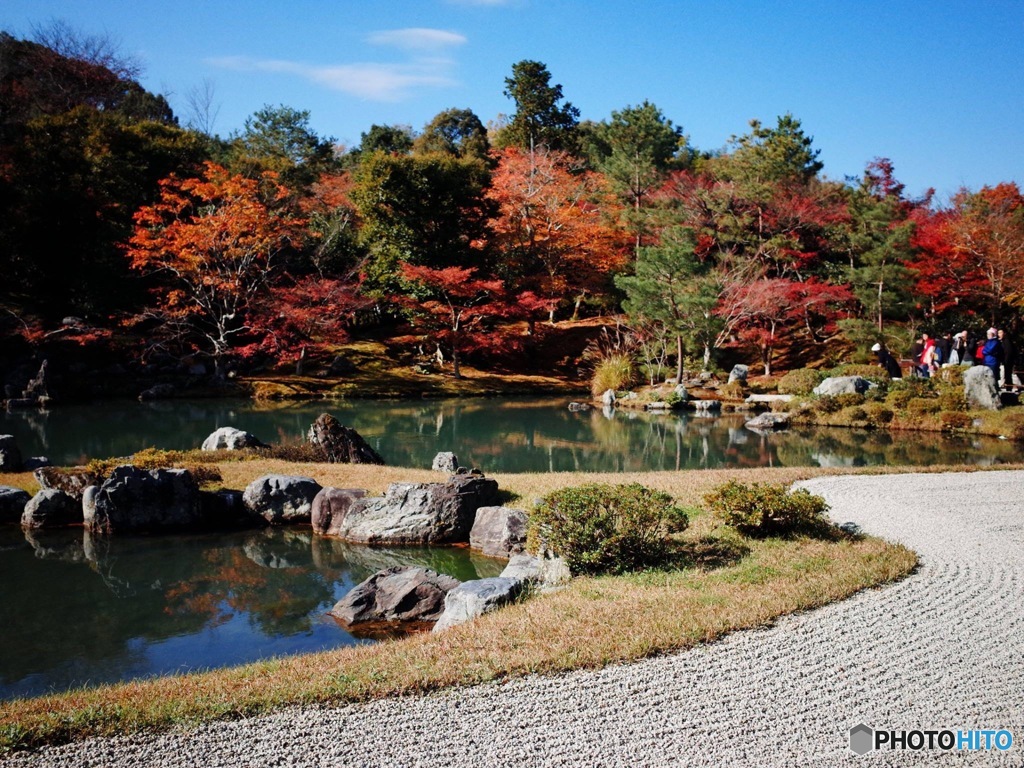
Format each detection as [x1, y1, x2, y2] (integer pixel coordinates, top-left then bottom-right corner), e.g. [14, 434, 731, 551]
[496, 60, 580, 153]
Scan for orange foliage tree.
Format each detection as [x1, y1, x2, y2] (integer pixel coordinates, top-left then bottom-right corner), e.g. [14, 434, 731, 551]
[125, 161, 303, 374]
[486, 146, 627, 323]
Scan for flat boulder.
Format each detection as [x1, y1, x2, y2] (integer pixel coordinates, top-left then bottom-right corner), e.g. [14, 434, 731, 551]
[433, 577, 525, 632]
[201, 427, 264, 451]
[331, 474, 500, 545]
[21, 489, 80, 529]
[242, 474, 323, 525]
[964, 365, 1002, 411]
[745, 412, 791, 431]
[470, 506, 528, 558]
[0, 435, 22, 472]
[329, 566, 460, 625]
[500, 553, 572, 591]
[310, 487, 368, 536]
[0, 486, 31, 523]
[84, 466, 203, 534]
[308, 413, 385, 464]
[813, 376, 874, 397]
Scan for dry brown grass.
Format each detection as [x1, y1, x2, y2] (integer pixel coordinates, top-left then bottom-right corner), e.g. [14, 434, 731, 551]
[0, 519, 915, 754]
[15, 458, 1017, 754]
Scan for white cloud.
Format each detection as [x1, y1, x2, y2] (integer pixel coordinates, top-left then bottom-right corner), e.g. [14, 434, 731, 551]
[209, 56, 458, 102]
[367, 28, 467, 52]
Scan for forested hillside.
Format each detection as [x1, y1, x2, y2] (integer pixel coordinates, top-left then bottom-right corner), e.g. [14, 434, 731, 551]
[2, 30, 1022, 399]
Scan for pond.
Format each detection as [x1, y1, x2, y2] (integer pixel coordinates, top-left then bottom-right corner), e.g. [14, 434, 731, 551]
[0, 525, 504, 701]
[2, 396, 1017, 699]
[2, 397, 1018, 472]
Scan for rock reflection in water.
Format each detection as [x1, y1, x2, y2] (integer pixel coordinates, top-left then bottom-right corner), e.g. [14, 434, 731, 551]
[0, 526, 502, 700]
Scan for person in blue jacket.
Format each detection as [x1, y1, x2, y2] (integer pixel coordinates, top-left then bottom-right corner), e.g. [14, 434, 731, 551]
[982, 327, 1004, 386]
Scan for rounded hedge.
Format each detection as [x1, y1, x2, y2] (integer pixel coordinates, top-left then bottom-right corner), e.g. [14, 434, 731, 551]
[528, 483, 689, 575]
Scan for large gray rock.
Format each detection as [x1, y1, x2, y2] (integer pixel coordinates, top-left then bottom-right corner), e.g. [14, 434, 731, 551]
[601, 389, 616, 406]
[21, 489, 80, 528]
[432, 577, 525, 632]
[745, 412, 791, 431]
[201, 427, 264, 451]
[813, 376, 875, 397]
[330, 474, 500, 545]
[728, 364, 749, 384]
[329, 566, 460, 626]
[500, 553, 572, 590]
[964, 365, 1002, 411]
[308, 413, 385, 464]
[310, 487, 368, 536]
[242, 474, 323, 525]
[0, 485, 31, 523]
[470, 506, 528, 558]
[84, 466, 203, 534]
[0, 435, 22, 472]
[431, 452, 459, 473]
[673, 384, 690, 402]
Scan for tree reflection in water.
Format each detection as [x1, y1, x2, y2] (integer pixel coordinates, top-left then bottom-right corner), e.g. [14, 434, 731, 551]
[0, 526, 503, 700]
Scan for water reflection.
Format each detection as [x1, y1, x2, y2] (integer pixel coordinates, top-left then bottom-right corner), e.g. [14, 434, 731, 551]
[1, 397, 1018, 472]
[0, 526, 503, 700]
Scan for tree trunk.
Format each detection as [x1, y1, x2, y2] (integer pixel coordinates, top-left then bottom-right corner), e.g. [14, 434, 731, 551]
[676, 335, 684, 383]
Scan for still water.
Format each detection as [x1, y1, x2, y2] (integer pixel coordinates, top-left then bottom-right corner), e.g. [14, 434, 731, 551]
[2, 397, 1018, 699]
[0, 526, 504, 700]
[2, 396, 1019, 471]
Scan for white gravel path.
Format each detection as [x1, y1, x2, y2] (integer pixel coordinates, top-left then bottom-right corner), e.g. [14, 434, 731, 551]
[4, 470, 1023, 767]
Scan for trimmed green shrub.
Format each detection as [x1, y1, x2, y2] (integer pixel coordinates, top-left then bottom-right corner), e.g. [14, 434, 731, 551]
[528, 483, 689, 574]
[777, 368, 826, 395]
[828, 363, 890, 385]
[703, 480, 830, 537]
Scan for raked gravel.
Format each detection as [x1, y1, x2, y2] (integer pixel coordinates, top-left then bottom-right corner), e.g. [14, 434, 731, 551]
[4, 470, 1023, 767]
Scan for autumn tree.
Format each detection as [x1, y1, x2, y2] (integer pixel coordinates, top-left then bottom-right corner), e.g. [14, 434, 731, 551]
[125, 162, 302, 374]
[399, 264, 515, 379]
[487, 146, 627, 323]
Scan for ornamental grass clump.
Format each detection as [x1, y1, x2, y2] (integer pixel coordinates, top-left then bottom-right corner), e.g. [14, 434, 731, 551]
[527, 483, 689, 575]
[703, 480, 830, 537]
[590, 353, 636, 398]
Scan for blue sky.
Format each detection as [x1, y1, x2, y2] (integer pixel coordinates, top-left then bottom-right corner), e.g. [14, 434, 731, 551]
[3, 0, 1022, 201]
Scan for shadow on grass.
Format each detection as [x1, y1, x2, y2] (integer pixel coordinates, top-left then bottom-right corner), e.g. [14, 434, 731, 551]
[667, 535, 751, 571]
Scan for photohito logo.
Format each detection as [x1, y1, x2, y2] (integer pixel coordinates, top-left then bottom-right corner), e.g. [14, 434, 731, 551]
[849, 723, 1014, 755]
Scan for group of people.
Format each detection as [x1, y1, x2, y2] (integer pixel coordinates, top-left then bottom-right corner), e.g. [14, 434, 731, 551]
[871, 328, 1018, 388]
